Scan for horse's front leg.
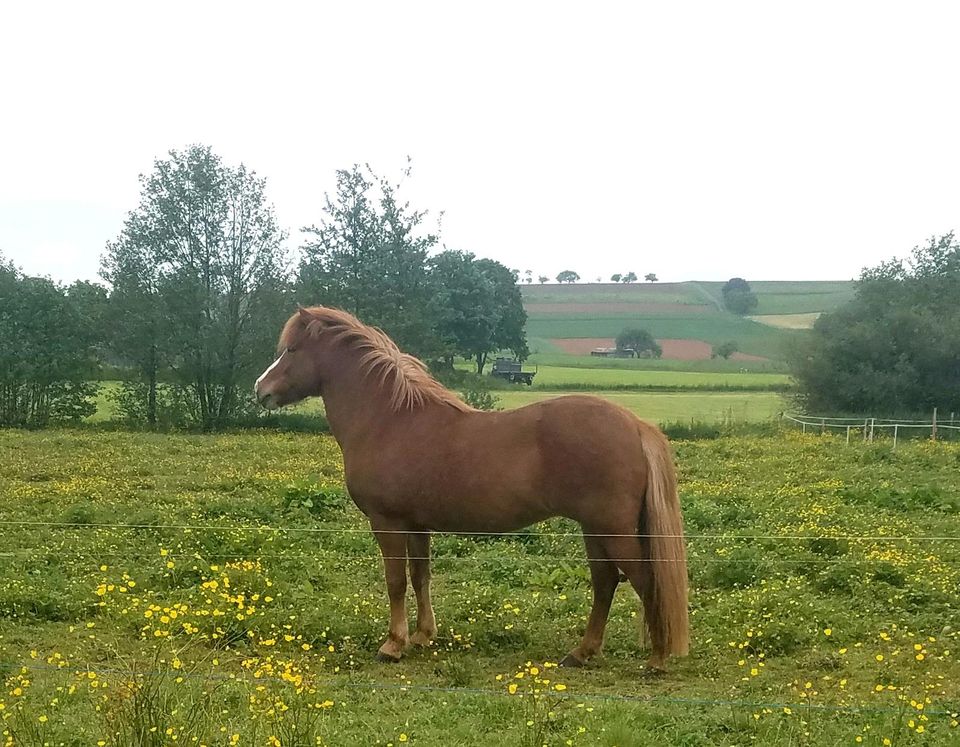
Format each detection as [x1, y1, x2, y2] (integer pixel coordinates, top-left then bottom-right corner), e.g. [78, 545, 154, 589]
[372, 521, 410, 662]
[407, 532, 437, 646]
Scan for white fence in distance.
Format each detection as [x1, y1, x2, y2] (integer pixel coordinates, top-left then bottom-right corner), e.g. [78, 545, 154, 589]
[782, 410, 960, 448]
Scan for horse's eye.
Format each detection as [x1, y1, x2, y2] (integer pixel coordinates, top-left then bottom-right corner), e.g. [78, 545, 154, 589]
[286, 346, 297, 354]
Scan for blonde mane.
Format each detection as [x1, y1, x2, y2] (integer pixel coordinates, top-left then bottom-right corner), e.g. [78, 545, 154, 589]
[280, 306, 474, 413]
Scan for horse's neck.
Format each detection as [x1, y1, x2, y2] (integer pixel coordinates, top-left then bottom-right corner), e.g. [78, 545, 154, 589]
[318, 355, 394, 450]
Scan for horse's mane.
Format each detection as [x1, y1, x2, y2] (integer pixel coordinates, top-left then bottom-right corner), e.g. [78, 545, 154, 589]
[280, 306, 474, 413]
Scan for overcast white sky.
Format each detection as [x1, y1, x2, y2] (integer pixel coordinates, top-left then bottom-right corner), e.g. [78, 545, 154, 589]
[1, 1, 958, 285]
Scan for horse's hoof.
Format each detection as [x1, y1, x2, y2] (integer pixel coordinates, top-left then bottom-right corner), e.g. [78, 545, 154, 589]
[560, 653, 585, 668]
[409, 631, 434, 647]
[376, 651, 402, 663]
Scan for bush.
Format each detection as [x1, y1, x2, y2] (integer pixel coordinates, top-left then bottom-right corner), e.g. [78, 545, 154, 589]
[461, 386, 502, 411]
[0, 260, 100, 426]
[711, 340, 738, 359]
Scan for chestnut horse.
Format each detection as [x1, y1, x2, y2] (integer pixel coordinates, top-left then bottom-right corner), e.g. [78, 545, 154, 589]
[255, 307, 689, 671]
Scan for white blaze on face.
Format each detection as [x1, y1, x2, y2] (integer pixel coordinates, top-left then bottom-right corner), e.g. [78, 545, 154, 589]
[255, 349, 287, 392]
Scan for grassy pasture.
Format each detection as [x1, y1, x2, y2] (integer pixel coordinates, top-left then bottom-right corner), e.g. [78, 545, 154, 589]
[750, 313, 821, 330]
[520, 281, 853, 363]
[90, 381, 786, 425]
[530, 366, 791, 391]
[524, 315, 797, 360]
[525, 348, 790, 374]
[694, 280, 856, 315]
[520, 282, 706, 305]
[1, 429, 958, 744]
[497, 390, 785, 423]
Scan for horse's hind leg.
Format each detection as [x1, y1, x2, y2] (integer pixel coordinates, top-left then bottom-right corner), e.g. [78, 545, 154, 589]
[407, 532, 437, 646]
[372, 521, 410, 662]
[601, 534, 668, 672]
[561, 533, 619, 667]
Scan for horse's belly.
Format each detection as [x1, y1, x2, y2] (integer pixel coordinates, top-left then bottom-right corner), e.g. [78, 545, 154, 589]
[414, 496, 553, 534]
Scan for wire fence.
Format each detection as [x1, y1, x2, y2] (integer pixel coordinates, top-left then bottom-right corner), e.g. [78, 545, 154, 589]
[0, 518, 957, 542]
[783, 411, 960, 448]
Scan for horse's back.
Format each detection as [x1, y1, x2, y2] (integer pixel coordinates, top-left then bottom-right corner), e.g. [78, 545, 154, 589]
[347, 394, 656, 532]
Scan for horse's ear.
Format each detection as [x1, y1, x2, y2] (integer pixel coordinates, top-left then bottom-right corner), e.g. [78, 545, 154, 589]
[297, 306, 312, 322]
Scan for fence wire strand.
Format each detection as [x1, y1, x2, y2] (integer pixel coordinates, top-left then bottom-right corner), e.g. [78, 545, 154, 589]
[0, 518, 957, 542]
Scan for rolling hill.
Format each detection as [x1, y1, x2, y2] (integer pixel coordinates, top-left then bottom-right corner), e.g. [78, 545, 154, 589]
[520, 280, 854, 364]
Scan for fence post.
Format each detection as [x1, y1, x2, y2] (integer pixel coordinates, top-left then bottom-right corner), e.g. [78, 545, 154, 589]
[893, 424, 898, 450]
[846, 425, 851, 445]
[802, 421, 807, 434]
[821, 417, 825, 435]
[863, 418, 869, 442]
[932, 408, 938, 441]
[869, 418, 875, 442]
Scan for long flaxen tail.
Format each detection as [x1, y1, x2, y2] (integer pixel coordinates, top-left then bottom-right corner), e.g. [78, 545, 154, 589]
[638, 423, 689, 657]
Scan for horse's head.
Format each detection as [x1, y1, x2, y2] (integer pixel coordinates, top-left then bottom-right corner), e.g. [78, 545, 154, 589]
[255, 308, 324, 410]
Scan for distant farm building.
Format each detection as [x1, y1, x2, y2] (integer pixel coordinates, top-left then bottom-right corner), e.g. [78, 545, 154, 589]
[589, 347, 637, 358]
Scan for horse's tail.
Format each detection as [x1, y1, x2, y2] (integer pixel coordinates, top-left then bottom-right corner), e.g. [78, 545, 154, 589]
[638, 423, 689, 657]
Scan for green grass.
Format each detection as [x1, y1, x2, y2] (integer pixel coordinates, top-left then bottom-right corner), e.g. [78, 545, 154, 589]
[530, 366, 792, 391]
[524, 315, 799, 359]
[525, 352, 790, 374]
[521, 282, 706, 305]
[1, 429, 959, 744]
[519, 281, 851, 363]
[497, 390, 786, 423]
[696, 280, 856, 315]
[288, 389, 785, 425]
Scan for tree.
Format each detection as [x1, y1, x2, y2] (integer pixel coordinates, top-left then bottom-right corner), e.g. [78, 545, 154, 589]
[645, 273, 658, 282]
[712, 341, 738, 359]
[792, 233, 960, 414]
[615, 327, 662, 358]
[722, 277, 758, 315]
[476, 258, 529, 367]
[102, 144, 289, 429]
[610, 273, 622, 283]
[429, 251, 528, 374]
[523, 269, 533, 284]
[299, 163, 439, 357]
[622, 271, 637, 283]
[556, 270, 579, 284]
[537, 275, 549, 284]
[0, 255, 99, 425]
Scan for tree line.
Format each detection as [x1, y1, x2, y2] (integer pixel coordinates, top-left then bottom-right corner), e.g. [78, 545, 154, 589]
[1, 146, 527, 429]
[793, 233, 960, 415]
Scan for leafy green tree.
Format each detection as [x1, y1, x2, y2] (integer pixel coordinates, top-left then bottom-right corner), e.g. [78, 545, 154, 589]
[429, 251, 528, 374]
[645, 273, 658, 282]
[712, 340, 738, 359]
[298, 163, 438, 357]
[476, 258, 529, 365]
[622, 271, 637, 283]
[610, 273, 622, 283]
[537, 275, 549, 284]
[0, 255, 98, 425]
[100, 228, 165, 424]
[523, 269, 533, 284]
[722, 277, 758, 315]
[792, 233, 960, 414]
[556, 270, 579, 284]
[102, 144, 289, 429]
[615, 327, 662, 358]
